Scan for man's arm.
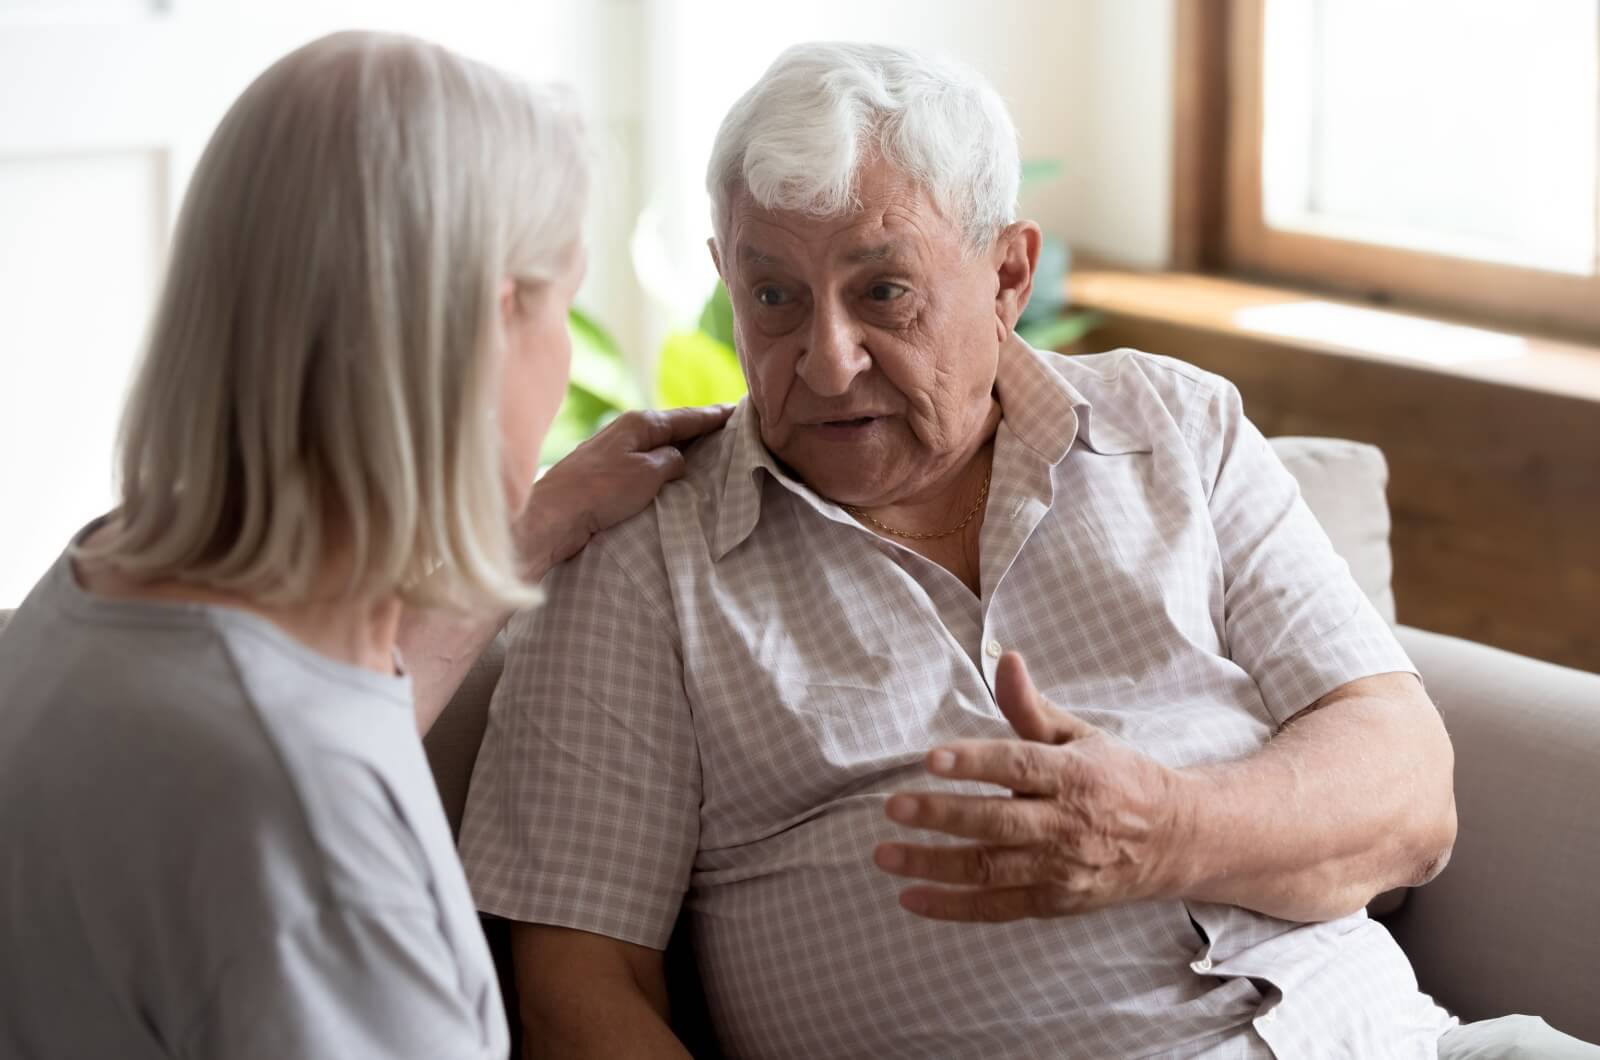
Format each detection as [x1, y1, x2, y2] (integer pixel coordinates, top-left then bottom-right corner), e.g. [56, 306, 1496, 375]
[512, 925, 690, 1060]
[874, 654, 1455, 924]
[400, 405, 732, 734]
[1180, 669, 1455, 920]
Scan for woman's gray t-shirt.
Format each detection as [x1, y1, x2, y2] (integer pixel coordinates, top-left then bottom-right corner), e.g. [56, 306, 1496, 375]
[0, 547, 508, 1059]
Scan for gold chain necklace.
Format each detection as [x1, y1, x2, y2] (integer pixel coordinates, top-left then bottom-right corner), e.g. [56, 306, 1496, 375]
[843, 470, 991, 541]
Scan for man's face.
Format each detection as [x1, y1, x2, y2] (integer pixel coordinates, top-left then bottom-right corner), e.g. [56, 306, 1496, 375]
[714, 160, 1020, 508]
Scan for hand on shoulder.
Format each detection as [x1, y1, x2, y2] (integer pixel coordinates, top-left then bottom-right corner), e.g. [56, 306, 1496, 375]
[515, 405, 734, 580]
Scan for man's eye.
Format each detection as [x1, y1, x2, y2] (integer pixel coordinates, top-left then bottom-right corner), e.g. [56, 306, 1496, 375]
[755, 286, 791, 307]
[868, 282, 908, 302]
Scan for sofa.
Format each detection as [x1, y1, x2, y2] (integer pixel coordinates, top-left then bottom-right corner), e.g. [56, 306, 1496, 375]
[4, 437, 1595, 1050]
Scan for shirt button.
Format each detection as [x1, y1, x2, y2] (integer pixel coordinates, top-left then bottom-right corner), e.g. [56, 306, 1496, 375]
[985, 640, 1003, 659]
[1259, 1007, 1278, 1025]
[1189, 957, 1213, 974]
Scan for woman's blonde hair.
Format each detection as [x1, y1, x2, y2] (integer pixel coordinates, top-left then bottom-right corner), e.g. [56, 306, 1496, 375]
[81, 31, 585, 610]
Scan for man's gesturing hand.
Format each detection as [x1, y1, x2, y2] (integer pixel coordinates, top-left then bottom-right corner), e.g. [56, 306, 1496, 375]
[874, 652, 1198, 922]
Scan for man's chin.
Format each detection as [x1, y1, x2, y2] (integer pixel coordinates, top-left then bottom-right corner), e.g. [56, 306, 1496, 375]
[773, 449, 893, 508]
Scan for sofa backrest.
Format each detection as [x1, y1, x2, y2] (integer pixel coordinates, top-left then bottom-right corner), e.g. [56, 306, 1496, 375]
[1268, 436, 1397, 624]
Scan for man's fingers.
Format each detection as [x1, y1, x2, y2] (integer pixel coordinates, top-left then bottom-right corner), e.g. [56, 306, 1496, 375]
[885, 790, 1057, 840]
[895, 883, 1090, 923]
[875, 840, 1062, 887]
[994, 651, 1099, 745]
[923, 740, 1063, 797]
[631, 404, 735, 449]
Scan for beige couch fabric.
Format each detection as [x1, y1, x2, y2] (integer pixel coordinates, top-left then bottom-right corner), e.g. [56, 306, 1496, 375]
[1268, 436, 1398, 624]
[1390, 626, 1600, 1043]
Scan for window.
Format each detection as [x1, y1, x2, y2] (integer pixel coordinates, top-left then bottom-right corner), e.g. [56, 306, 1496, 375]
[1187, 0, 1600, 336]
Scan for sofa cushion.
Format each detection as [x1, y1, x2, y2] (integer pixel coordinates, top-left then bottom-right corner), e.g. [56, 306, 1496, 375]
[1268, 436, 1397, 624]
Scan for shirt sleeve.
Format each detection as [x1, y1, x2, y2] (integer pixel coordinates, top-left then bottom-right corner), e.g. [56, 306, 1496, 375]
[457, 527, 699, 950]
[1189, 378, 1418, 725]
[181, 904, 502, 1060]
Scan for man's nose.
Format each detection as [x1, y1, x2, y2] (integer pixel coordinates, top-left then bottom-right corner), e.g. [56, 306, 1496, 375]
[795, 298, 871, 397]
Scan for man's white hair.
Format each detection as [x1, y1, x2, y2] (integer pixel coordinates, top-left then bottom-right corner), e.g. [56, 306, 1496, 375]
[707, 41, 1020, 254]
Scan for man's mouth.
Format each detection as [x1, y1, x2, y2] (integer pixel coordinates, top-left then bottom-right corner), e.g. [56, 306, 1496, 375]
[806, 414, 885, 439]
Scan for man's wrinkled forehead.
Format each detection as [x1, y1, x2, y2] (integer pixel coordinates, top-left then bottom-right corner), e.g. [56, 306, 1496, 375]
[734, 232, 919, 273]
[727, 198, 950, 277]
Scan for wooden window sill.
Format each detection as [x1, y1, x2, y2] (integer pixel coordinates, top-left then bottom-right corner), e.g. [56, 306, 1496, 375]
[1067, 268, 1600, 405]
[1061, 265, 1600, 675]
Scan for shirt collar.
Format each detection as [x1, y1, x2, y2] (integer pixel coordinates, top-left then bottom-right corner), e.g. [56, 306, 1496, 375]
[710, 336, 1145, 561]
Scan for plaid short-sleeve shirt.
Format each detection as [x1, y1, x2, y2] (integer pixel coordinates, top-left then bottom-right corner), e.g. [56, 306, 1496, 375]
[461, 342, 1455, 1059]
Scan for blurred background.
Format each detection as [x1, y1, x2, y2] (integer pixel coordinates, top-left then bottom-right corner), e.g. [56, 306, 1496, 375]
[2, 0, 1596, 672]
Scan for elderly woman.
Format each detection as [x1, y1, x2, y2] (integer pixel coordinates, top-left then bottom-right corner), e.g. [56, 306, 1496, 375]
[0, 32, 725, 1059]
[462, 42, 1595, 1060]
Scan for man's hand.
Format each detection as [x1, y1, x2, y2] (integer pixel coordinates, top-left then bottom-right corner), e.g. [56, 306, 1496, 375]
[874, 652, 1196, 922]
[515, 405, 734, 581]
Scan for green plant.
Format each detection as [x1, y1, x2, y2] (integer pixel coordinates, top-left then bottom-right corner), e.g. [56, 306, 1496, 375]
[541, 289, 749, 465]
[655, 283, 747, 409]
[539, 308, 643, 465]
[1016, 310, 1103, 352]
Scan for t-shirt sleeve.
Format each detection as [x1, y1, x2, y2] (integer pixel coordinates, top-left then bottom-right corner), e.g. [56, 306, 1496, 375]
[1189, 377, 1417, 725]
[458, 530, 699, 950]
[180, 904, 501, 1060]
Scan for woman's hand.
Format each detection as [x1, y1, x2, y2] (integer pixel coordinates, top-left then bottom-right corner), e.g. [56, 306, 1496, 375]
[514, 405, 735, 582]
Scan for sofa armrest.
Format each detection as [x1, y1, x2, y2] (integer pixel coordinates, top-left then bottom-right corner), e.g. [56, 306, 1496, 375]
[1388, 625, 1600, 1041]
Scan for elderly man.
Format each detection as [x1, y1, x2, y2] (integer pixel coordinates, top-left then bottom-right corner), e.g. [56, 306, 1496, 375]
[460, 43, 1597, 1060]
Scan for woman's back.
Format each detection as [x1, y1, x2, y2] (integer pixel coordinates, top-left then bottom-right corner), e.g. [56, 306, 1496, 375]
[0, 544, 506, 1058]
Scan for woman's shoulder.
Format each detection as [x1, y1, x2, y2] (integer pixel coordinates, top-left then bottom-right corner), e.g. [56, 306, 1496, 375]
[2, 574, 443, 918]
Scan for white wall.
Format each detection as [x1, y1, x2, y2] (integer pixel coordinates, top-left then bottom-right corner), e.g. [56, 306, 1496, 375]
[1062, 0, 1176, 268]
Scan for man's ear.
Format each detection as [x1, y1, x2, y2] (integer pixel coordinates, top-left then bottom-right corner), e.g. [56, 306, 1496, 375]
[993, 221, 1043, 338]
[708, 237, 725, 281]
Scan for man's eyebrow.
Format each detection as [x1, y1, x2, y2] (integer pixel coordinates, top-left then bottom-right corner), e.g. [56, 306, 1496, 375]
[737, 243, 782, 268]
[844, 243, 907, 264]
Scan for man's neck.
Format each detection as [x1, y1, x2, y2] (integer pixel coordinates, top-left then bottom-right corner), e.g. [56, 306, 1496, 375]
[852, 400, 1001, 537]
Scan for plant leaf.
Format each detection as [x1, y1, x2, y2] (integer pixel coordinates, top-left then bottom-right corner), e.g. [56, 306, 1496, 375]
[540, 385, 616, 465]
[655, 330, 747, 409]
[1016, 311, 1104, 352]
[696, 282, 737, 349]
[1021, 158, 1064, 188]
[538, 309, 645, 466]
[567, 307, 643, 409]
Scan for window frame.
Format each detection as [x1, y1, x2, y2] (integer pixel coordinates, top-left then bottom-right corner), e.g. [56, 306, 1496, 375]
[1177, 0, 1600, 339]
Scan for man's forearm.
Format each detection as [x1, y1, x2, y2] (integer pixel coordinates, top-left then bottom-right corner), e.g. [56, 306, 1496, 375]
[1176, 672, 1456, 922]
[527, 1000, 692, 1060]
[515, 926, 691, 1060]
